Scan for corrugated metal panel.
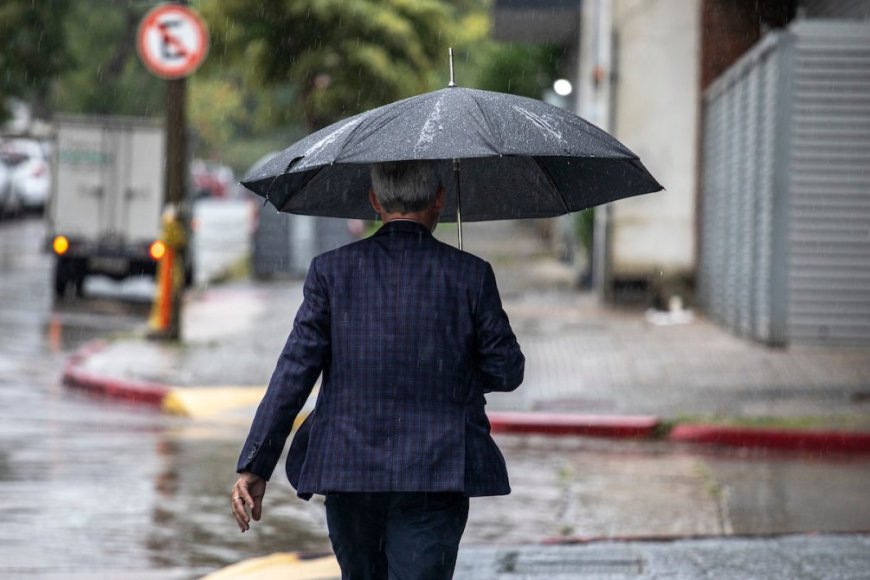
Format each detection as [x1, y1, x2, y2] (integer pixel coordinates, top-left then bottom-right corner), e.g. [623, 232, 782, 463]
[701, 20, 870, 345]
[754, 49, 780, 342]
[786, 21, 870, 344]
[709, 92, 728, 325]
[699, 32, 784, 342]
[803, 0, 870, 20]
[699, 76, 729, 325]
[737, 62, 759, 337]
[722, 76, 740, 330]
[252, 210, 354, 278]
[698, 98, 714, 315]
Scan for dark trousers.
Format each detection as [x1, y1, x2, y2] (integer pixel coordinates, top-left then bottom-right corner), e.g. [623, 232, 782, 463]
[325, 492, 469, 580]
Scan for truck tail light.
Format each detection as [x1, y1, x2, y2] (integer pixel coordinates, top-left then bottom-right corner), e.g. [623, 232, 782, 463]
[149, 240, 166, 261]
[52, 236, 70, 256]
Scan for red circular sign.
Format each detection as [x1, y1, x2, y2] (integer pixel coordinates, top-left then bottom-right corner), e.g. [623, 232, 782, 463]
[137, 4, 209, 79]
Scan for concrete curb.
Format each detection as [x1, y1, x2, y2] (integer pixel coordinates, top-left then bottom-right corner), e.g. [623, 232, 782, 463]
[669, 424, 870, 454]
[541, 530, 870, 545]
[62, 341, 870, 454]
[63, 340, 170, 408]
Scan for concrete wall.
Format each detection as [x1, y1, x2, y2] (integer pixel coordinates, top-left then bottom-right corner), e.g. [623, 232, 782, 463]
[609, 0, 701, 279]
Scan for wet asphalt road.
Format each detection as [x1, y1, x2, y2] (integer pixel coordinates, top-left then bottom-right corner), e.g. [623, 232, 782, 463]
[1, 214, 870, 579]
[0, 213, 279, 578]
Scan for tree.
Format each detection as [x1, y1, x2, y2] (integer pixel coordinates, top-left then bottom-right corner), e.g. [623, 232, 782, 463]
[202, 0, 454, 130]
[49, 0, 164, 117]
[188, 76, 249, 158]
[439, 1, 565, 99]
[474, 44, 564, 99]
[0, 0, 72, 120]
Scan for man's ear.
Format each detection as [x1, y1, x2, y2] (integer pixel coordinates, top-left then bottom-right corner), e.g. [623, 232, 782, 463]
[369, 189, 383, 213]
[434, 186, 446, 211]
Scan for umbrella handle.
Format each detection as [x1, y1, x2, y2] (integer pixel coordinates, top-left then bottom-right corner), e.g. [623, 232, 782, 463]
[453, 158, 463, 250]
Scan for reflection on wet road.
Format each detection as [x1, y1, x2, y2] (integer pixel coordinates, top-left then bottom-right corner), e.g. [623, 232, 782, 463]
[1, 216, 869, 578]
[0, 216, 330, 578]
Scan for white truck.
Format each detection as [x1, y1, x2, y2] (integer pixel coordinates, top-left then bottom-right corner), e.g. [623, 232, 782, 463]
[47, 115, 178, 298]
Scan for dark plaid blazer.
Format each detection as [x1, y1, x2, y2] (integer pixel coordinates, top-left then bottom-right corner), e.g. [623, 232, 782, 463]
[236, 220, 524, 498]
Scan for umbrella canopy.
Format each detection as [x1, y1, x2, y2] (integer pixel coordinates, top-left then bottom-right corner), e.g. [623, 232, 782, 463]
[242, 86, 662, 222]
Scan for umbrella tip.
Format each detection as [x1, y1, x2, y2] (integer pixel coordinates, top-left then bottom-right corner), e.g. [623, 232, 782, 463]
[448, 47, 456, 88]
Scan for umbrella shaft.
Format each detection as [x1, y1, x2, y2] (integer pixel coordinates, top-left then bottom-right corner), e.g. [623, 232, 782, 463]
[453, 158, 463, 250]
[457, 208, 463, 250]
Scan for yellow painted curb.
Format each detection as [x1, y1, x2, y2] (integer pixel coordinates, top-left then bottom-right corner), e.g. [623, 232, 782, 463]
[201, 552, 340, 579]
[162, 386, 267, 418]
[161, 386, 313, 432]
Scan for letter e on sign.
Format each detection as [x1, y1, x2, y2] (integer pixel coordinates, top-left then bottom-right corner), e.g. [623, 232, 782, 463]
[137, 4, 209, 79]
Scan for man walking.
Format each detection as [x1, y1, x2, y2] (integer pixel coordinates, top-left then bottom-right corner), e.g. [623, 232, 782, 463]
[231, 160, 524, 579]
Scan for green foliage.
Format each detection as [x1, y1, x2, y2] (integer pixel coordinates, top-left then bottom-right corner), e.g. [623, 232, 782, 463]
[473, 44, 564, 98]
[426, 0, 565, 99]
[575, 208, 595, 252]
[0, 0, 72, 119]
[195, 0, 569, 166]
[219, 131, 303, 174]
[2, 0, 569, 169]
[50, 1, 164, 117]
[202, 0, 453, 129]
[189, 76, 249, 157]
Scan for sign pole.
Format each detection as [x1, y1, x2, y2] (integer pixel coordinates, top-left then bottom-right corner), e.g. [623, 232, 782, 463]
[137, 1, 208, 341]
[162, 74, 186, 340]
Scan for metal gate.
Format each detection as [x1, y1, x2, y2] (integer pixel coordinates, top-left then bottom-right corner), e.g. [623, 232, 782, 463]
[252, 209, 355, 278]
[699, 20, 870, 345]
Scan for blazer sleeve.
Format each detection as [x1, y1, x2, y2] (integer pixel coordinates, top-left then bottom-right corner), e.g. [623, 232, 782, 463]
[236, 256, 331, 480]
[474, 262, 524, 393]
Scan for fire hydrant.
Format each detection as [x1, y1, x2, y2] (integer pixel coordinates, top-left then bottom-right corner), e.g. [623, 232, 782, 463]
[148, 204, 187, 340]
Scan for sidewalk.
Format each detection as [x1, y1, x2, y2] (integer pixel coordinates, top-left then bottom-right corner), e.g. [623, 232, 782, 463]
[199, 533, 870, 580]
[64, 220, 870, 447]
[59, 220, 870, 578]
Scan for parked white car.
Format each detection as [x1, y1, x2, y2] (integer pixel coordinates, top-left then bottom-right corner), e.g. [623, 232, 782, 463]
[0, 138, 51, 212]
[0, 158, 16, 217]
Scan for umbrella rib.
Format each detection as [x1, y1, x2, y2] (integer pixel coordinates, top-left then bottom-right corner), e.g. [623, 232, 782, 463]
[274, 168, 324, 212]
[533, 157, 572, 214]
[467, 91, 501, 152]
[331, 114, 373, 163]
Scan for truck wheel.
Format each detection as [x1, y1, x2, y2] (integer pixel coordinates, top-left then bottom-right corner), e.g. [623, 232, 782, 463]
[54, 258, 85, 300]
[74, 275, 87, 298]
[54, 267, 68, 299]
[54, 272, 66, 300]
[0, 190, 22, 220]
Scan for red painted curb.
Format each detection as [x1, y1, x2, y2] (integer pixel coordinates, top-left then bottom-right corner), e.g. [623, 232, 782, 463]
[487, 411, 660, 439]
[59, 342, 870, 455]
[62, 340, 170, 408]
[669, 424, 870, 453]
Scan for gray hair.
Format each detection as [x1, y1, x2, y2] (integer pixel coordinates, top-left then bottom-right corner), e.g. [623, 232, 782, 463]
[370, 161, 440, 213]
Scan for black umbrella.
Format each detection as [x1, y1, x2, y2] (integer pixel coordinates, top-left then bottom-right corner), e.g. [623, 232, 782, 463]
[242, 53, 662, 248]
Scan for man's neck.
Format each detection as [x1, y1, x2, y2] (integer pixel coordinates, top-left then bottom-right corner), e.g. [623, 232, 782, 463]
[381, 213, 435, 231]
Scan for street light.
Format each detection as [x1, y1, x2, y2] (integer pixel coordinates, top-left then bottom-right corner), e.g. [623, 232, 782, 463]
[553, 78, 573, 97]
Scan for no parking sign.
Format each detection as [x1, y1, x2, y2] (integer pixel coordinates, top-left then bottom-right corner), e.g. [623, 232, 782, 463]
[137, 3, 209, 79]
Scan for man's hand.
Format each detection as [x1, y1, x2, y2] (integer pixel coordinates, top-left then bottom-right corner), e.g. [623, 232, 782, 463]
[231, 472, 267, 533]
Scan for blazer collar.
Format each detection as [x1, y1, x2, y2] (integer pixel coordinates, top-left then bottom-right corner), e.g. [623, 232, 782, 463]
[374, 220, 433, 238]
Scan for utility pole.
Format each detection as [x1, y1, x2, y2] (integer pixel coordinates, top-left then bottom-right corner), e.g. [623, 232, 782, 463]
[577, 0, 614, 301]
